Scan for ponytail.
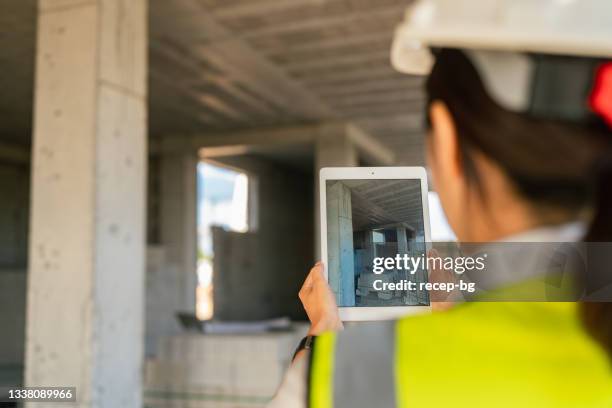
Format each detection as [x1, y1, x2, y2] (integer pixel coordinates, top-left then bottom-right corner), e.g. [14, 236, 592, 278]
[581, 155, 612, 358]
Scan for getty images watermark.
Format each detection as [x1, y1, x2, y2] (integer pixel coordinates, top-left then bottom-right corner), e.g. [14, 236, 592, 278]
[365, 242, 612, 302]
[370, 253, 485, 294]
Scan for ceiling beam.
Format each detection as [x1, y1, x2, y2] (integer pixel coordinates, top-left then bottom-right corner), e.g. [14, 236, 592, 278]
[154, 123, 322, 154]
[346, 123, 394, 166]
[153, 120, 395, 166]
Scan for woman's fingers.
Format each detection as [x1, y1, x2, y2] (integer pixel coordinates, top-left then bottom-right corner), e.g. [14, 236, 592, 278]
[298, 262, 342, 335]
[310, 262, 325, 283]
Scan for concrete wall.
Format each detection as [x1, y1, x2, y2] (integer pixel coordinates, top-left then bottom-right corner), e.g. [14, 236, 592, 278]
[212, 156, 313, 321]
[0, 271, 26, 384]
[0, 161, 29, 386]
[0, 162, 29, 268]
[145, 153, 198, 357]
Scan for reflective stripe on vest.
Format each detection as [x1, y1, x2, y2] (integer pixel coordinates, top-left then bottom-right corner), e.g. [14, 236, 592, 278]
[310, 321, 397, 408]
[309, 303, 612, 408]
[309, 331, 335, 408]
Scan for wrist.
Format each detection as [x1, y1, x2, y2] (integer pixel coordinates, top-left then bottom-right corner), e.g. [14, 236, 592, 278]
[308, 316, 343, 336]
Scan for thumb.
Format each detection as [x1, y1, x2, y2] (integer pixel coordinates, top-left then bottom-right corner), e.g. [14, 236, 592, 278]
[311, 262, 325, 282]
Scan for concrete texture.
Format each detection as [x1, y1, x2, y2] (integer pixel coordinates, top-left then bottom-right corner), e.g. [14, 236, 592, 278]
[326, 181, 356, 307]
[212, 155, 313, 321]
[143, 153, 198, 357]
[25, 1, 147, 407]
[314, 125, 360, 259]
[144, 326, 308, 408]
[159, 153, 198, 318]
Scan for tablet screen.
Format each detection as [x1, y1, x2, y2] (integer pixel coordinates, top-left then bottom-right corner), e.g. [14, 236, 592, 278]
[325, 179, 430, 307]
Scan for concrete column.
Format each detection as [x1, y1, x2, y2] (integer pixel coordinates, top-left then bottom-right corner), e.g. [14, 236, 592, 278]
[326, 181, 356, 306]
[314, 124, 358, 260]
[397, 227, 408, 254]
[26, 1, 147, 407]
[145, 153, 197, 356]
[161, 154, 198, 306]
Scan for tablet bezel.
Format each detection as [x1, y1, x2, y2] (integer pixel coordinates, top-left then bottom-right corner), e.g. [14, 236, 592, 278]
[319, 167, 432, 321]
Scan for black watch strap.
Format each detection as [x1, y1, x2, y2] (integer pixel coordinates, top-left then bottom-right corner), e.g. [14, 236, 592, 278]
[292, 335, 314, 361]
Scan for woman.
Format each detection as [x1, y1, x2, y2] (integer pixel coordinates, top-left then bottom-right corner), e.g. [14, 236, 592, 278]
[269, 2, 612, 407]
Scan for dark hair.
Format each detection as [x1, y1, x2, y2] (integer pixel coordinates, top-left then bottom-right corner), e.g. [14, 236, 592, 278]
[425, 48, 612, 356]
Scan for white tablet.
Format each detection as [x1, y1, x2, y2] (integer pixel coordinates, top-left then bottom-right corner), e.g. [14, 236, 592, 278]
[320, 167, 432, 321]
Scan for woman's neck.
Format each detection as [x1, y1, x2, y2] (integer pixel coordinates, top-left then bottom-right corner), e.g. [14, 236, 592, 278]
[461, 198, 576, 242]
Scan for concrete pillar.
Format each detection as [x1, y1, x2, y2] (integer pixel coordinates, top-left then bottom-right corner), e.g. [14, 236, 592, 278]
[26, 1, 147, 407]
[160, 153, 198, 314]
[397, 227, 408, 254]
[326, 181, 356, 306]
[314, 125, 358, 260]
[144, 153, 197, 356]
[315, 131, 359, 171]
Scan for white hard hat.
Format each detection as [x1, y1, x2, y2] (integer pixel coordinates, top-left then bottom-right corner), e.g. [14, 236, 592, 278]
[391, 0, 612, 127]
[391, 0, 612, 76]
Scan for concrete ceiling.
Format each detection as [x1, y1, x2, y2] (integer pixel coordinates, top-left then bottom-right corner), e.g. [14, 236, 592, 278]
[0, 0, 426, 165]
[342, 179, 424, 232]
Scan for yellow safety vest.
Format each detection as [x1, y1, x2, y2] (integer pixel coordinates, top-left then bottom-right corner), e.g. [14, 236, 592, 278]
[309, 302, 612, 408]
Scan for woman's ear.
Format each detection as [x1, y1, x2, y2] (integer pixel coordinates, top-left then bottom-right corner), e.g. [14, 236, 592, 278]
[429, 101, 462, 182]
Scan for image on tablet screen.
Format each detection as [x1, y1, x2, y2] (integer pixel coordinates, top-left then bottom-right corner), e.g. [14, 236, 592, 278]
[326, 179, 429, 307]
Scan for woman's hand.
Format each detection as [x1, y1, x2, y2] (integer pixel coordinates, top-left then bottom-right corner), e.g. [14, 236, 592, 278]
[299, 262, 343, 336]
